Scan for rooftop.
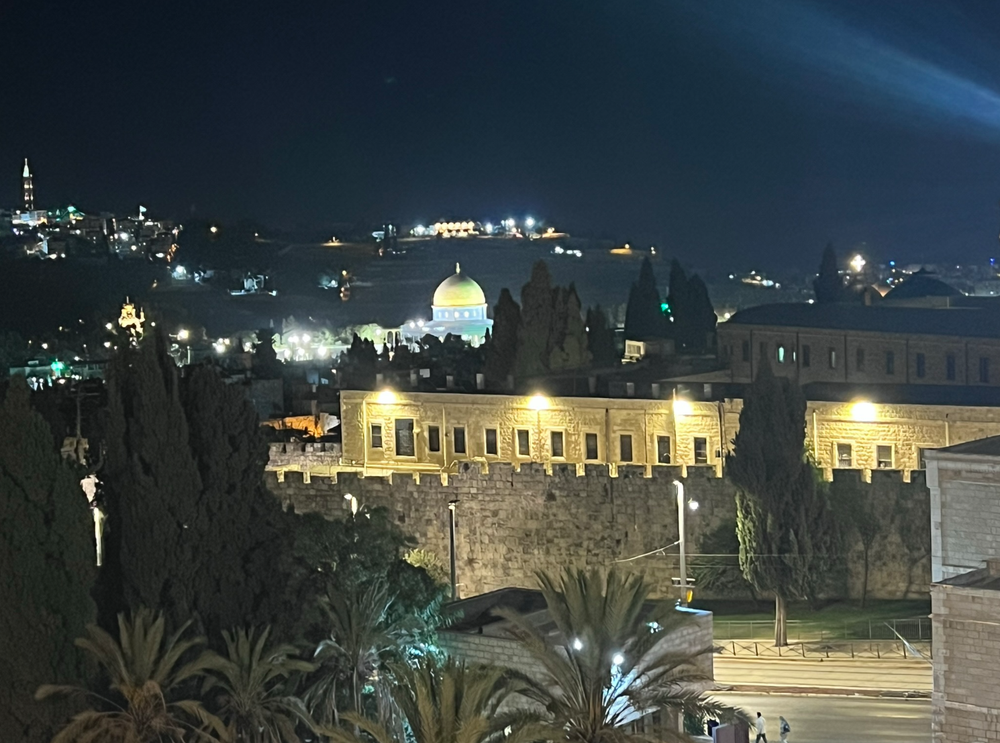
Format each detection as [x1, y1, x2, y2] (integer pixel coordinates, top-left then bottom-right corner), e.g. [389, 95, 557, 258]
[938, 559, 1000, 592]
[883, 269, 961, 301]
[926, 435, 1000, 459]
[725, 302, 1000, 339]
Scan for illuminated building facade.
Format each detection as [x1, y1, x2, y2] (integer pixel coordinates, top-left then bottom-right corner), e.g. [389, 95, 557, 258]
[404, 264, 493, 347]
[323, 389, 1000, 480]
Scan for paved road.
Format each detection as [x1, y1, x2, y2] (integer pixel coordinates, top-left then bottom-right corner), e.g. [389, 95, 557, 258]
[713, 693, 930, 743]
[714, 657, 932, 694]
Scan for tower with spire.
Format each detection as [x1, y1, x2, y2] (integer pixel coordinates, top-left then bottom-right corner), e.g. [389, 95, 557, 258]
[22, 158, 34, 211]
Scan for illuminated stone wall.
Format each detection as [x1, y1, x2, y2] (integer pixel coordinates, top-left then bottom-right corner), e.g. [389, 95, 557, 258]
[330, 390, 1000, 480]
[266, 453, 930, 601]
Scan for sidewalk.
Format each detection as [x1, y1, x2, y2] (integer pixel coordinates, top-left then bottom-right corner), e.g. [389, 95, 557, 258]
[713, 655, 932, 697]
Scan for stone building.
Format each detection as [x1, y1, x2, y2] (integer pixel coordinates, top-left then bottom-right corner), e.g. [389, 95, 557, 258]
[927, 438, 1000, 741]
[331, 389, 1000, 480]
[718, 302, 1000, 388]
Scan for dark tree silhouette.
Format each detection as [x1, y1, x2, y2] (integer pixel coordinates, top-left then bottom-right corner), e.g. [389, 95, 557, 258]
[0, 378, 96, 743]
[813, 243, 844, 304]
[586, 305, 618, 368]
[623, 257, 667, 341]
[515, 261, 556, 378]
[484, 288, 521, 386]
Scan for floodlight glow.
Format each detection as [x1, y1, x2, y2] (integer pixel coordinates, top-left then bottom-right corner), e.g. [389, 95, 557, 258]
[673, 399, 694, 418]
[528, 393, 549, 411]
[851, 401, 877, 422]
[376, 389, 397, 405]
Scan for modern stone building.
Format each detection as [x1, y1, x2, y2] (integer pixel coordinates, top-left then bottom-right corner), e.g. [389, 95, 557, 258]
[927, 438, 1000, 741]
[719, 302, 1000, 388]
[326, 389, 1000, 480]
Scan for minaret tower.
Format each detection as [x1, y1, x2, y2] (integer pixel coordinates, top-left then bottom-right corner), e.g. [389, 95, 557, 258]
[22, 158, 34, 211]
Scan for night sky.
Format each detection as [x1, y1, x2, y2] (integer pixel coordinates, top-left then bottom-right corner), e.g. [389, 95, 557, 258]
[7, 0, 1000, 269]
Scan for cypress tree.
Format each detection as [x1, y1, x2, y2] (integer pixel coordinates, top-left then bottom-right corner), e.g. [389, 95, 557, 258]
[548, 284, 591, 371]
[586, 305, 618, 367]
[0, 378, 96, 742]
[515, 261, 556, 378]
[666, 258, 688, 339]
[98, 334, 204, 631]
[728, 363, 837, 646]
[180, 365, 289, 640]
[813, 243, 843, 303]
[484, 288, 521, 386]
[623, 257, 666, 341]
[682, 274, 717, 352]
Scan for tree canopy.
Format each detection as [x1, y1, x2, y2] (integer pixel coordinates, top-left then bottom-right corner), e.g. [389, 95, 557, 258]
[623, 257, 667, 341]
[0, 378, 96, 743]
[727, 364, 838, 645]
[813, 243, 844, 304]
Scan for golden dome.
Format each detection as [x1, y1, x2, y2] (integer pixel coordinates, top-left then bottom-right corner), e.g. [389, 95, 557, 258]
[432, 264, 486, 308]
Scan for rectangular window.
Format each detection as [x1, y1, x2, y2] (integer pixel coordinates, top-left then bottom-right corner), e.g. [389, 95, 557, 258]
[485, 428, 498, 455]
[453, 426, 466, 454]
[981, 356, 990, 383]
[946, 354, 956, 381]
[585, 433, 599, 460]
[876, 445, 893, 469]
[741, 340, 750, 362]
[776, 345, 786, 364]
[828, 348, 837, 369]
[394, 419, 415, 457]
[802, 344, 811, 368]
[371, 424, 383, 449]
[620, 434, 633, 462]
[516, 429, 530, 457]
[836, 443, 853, 468]
[656, 435, 672, 464]
[694, 437, 708, 464]
[915, 353, 925, 379]
[856, 348, 865, 371]
[885, 351, 895, 375]
[550, 430, 565, 458]
[428, 425, 441, 453]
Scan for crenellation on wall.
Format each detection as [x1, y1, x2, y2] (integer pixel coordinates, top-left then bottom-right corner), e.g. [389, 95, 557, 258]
[269, 455, 930, 601]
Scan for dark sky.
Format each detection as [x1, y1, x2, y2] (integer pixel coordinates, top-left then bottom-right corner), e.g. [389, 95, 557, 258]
[6, 0, 1000, 269]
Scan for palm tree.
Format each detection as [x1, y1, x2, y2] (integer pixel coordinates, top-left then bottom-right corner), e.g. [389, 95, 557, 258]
[36, 607, 223, 743]
[203, 626, 315, 743]
[304, 581, 419, 726]
[502, 568, 744, 743]
[320, 656, 536, 743]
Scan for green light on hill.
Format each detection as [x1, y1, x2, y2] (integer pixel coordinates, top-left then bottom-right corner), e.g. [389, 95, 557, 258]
[50, 360, 65, 375]
[660, 302, 670, 314]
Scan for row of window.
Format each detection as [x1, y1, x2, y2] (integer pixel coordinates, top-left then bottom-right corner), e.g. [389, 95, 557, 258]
[371, 420, 712, 464]
[741, 340, 989, 382]
[834, 443, 932, 469]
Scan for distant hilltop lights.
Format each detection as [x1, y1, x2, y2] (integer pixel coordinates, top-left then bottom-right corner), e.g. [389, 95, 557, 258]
[409, 217, 563, 239]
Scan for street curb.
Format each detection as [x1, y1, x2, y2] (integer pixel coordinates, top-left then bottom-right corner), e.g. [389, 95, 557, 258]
[715, 684, 930, 699]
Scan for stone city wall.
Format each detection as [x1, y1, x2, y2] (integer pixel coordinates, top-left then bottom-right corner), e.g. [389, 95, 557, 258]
[266, 447, 931, 601]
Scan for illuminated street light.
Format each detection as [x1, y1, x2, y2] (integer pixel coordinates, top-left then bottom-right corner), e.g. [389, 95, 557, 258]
[376, 388, 397, 405]
[525, 217, 536, 229]
[484, 222, 495, 234]
[612, 652, 625, 666]
[344, 493, 359, 515]
[177, 329, 190, 341]
[210, 225, 219, 234]
[850, 254, 866, 273]
[572, 638, 584, 651]
[851, 401, 877, 422]
[528, 393, 549, 411]
[673, 398, 693, 418]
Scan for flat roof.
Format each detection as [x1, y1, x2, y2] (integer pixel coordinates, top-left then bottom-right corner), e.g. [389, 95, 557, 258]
[724, 303, 1000, 340]
[925, 435, 1000, 460]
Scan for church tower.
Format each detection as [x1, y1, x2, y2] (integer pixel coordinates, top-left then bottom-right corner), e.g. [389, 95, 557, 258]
[22, 158, 34, 211]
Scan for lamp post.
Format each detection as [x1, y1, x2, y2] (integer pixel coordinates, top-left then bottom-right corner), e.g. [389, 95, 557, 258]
[344, 493, 358, 516]
[448, 499, 459, 601]
[673, 480, 699, 606]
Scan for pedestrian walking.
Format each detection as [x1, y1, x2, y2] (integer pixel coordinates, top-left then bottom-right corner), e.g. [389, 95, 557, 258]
[779, 715, 790, 742]
[755, 712, 767, 743]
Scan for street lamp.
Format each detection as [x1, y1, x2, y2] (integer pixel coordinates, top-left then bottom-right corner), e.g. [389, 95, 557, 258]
[344, 493, 358, 516]
[673, 480, 699, 606]
[448, 500, 459, 601]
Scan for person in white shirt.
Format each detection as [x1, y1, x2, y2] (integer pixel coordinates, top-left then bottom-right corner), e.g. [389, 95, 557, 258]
[755, 712, 767, 743]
